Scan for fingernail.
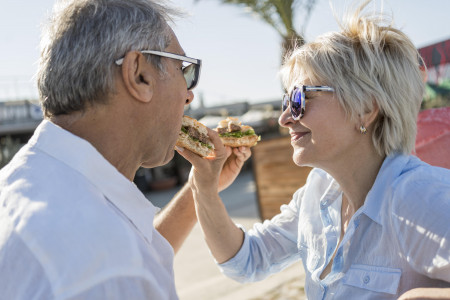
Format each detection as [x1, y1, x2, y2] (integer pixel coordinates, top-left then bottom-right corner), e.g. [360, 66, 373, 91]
[175, 146, 184, 152]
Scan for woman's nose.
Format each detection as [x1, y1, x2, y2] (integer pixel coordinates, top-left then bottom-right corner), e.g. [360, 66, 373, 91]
[278, 105, 294, 128]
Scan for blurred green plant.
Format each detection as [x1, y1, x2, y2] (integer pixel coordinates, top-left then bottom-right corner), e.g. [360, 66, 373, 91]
[195, 0, 317, 60]
[422, 79, 450, 110]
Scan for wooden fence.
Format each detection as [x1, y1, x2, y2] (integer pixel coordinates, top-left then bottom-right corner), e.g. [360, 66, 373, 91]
[252, 135, 312, 220]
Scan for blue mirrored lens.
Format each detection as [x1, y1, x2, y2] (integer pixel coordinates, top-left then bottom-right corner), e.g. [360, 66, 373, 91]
[290, 89, 302, 119]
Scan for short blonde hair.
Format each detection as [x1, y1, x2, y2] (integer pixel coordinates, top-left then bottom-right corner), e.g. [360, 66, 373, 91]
[280, 0, 424, 156]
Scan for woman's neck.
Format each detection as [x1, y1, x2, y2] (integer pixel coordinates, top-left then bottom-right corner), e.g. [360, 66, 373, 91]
[326, 147, 385, 214]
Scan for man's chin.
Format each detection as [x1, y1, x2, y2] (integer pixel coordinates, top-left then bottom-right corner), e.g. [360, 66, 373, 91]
[163, 150, 176, 165]
[141, 149, 175, 169]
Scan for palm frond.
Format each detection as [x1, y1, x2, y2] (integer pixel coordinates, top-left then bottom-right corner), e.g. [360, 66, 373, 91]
[195, 0, 318, 58]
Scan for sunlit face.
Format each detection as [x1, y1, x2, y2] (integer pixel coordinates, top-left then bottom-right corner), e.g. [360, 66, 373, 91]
[141, 30, 194, 168]
[278, 80, 359, 170]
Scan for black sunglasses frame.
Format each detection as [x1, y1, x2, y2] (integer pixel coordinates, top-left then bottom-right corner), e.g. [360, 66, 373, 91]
[282, 85, 335, 120]
[115, 50, 202, 90]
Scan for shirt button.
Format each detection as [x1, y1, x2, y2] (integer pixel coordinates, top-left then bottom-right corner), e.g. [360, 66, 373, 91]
[363, 275, 370, 284]
[320, 201, 327, 210]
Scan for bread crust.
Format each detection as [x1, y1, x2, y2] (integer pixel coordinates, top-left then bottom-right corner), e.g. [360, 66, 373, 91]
[219, 134, 259, 147]
[215, 117, 260, 148]
[182, 115, 209, 137]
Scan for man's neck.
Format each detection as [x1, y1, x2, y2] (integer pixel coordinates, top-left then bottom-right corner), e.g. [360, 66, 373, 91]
[50, 105, 140, 181]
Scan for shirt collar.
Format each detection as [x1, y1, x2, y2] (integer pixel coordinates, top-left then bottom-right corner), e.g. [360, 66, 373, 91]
[362, 153, 410, 225]
[30, 120, 159, 243]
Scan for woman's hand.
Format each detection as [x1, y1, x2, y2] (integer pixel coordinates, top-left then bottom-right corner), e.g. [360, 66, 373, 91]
[218, 146, 251, 192]
[176, 128, 227, 195]
[176, 127, 252, 195]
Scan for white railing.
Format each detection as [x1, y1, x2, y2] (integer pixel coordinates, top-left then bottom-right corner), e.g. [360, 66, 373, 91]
[0, 76, 39, 102]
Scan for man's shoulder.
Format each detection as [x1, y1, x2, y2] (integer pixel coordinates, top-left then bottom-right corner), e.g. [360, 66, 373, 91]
[0, 147, 146, 272]
[0, 142, 102, 210]
[0, 205, 160, 299]
[0, 182, 148, 293]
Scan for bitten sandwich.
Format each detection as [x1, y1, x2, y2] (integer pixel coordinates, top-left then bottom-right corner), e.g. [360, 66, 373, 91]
[215, 117, 260, 147]
[176, 115, 214, 157]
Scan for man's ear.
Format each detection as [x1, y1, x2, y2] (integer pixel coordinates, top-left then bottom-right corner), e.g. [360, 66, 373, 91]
[120, 51, 155, 103]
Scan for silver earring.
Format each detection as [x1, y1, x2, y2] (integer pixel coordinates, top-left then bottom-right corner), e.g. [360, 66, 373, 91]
[359, 125, 367, 134]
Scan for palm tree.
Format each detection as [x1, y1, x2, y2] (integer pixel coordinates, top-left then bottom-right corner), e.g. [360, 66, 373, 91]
[195, 0, 317, 60]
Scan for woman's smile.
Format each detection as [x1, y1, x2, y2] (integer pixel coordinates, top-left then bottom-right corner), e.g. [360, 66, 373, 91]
[290, 130, 311, 143]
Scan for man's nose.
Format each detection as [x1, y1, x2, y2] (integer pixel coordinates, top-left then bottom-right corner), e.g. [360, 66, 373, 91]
[185, 90, 194, 105]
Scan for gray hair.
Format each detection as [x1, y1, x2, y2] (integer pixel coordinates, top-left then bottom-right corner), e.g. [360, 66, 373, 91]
[280, 0, 424, 156]
[37, 0, 180, 117]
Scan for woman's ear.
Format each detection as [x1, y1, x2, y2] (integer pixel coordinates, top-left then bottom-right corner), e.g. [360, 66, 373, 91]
[358, 101, 380, 132]
[120, 51, 155, 103]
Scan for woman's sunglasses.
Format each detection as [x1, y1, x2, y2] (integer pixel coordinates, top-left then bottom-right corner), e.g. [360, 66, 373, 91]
[115, 50, 202, 90]
[282, 85, 335, 120]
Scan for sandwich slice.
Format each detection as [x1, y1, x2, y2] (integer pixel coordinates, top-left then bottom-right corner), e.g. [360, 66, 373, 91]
[176, 115, 214, 157]
[215, 117, 260, 147]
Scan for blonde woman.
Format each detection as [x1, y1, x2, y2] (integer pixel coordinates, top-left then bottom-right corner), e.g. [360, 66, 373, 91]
[179, 0, 450, 299]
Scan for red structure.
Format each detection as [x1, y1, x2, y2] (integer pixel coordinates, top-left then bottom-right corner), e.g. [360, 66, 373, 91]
[418, 38, 450, 83]
[415, 106, 450, 169]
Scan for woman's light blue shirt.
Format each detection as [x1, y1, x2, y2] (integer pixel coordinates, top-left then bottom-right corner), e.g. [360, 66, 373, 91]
[219, 154, 450, 299]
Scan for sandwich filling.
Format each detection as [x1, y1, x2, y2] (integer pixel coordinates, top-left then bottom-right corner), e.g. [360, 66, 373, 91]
[181, 126, 213, 149]
[216, 117, 256, 138]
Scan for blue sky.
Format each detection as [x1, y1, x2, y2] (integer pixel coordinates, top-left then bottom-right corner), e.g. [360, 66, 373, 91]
[1, 0, 449, 106]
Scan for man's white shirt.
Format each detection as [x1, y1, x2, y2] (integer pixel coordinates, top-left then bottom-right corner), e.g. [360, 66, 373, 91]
[0, 120, 178, 299]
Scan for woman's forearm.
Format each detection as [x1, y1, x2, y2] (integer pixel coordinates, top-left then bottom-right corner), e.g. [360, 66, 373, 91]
[193, 191, 244, 264]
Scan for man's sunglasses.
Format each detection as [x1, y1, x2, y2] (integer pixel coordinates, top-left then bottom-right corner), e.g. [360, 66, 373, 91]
[115, 50, 202, 90]
[282, 85, 335, 120]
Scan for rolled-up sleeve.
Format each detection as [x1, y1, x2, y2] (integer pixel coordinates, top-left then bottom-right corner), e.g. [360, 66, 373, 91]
[218, 188, 304, 283]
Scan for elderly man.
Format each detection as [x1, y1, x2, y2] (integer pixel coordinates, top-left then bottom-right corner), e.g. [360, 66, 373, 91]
[0, 0, 247, 299]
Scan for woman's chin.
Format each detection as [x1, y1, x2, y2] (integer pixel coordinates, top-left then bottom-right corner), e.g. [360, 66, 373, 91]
[292, 149, 309, 167]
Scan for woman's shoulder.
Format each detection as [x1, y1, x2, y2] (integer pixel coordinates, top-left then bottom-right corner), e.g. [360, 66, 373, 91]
[393, 155, 450, 191]
[387, 155, 450, 216]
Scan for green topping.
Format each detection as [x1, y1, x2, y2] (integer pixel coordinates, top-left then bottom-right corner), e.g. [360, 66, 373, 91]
[219, 129, 256, 138]
[201, 142, 213, 149]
